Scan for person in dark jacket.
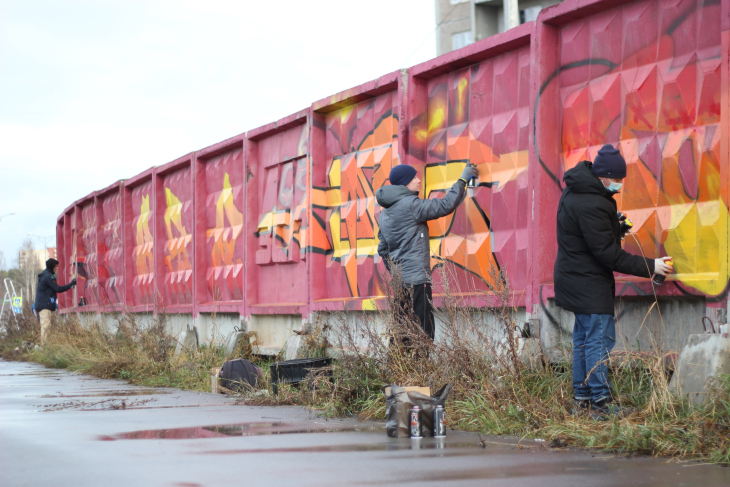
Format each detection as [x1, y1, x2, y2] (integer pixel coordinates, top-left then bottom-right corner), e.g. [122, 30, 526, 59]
[376, 163, 477, 340]
[34, 258, 76, 345]
[554, 144, 673, 418]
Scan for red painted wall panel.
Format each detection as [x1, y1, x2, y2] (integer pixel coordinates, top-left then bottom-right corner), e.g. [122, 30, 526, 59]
[246, 113, 310, 315]
[55, 217, 66, 309]
[195, 139, 245, 308]
[157, 161, 195, 309]
[316, 91, 399, 303]
[409, 44, 532, 304]
[535, 0, 727, 303]
[127, 178, 155, 308]
[64, 210, 76, 309]
[97, 186, 124, 308]
[77, 200, 98, 308]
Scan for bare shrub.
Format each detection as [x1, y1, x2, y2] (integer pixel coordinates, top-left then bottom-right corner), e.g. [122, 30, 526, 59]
[1, 305, 41, 352]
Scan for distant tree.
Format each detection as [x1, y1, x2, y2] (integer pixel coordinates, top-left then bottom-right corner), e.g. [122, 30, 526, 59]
[0, 269, 8, 293]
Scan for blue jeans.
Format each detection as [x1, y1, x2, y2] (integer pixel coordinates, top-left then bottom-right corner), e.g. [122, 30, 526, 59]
[572, 313, 615, 403]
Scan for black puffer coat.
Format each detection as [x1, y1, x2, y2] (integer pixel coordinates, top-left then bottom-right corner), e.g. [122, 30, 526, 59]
[554, 161, 655, 315]
[376, 180, 466, 286]
[34, 269, 74, 312]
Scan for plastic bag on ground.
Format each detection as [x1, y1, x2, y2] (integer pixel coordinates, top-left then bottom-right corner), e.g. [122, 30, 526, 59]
[219, 358, 263, 392]
[384, 384, 452, 437]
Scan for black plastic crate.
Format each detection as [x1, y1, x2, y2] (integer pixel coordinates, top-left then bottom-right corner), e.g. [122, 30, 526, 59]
[270, 357, 332, 394]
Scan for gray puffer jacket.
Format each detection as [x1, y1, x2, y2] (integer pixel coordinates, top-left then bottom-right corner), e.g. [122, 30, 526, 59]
[376, 181, 467, 286]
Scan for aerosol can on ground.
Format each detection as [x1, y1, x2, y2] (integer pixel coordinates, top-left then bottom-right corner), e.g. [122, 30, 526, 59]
[433, 404, 446, 437]
[410, 406, 422, 438]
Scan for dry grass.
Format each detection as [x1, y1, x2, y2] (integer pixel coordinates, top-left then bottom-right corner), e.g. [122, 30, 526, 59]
[1, 308, 237, 391]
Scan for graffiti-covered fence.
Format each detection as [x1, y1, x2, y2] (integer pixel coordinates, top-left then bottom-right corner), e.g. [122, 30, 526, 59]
[57, 0, 730, 348]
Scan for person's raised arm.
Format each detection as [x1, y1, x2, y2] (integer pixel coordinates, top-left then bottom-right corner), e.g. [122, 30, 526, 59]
[44, 273, 76, 293]
[411, 164, 476, 223]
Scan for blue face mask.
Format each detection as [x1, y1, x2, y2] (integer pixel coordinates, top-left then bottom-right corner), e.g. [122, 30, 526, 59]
[606, 181, 622, 193]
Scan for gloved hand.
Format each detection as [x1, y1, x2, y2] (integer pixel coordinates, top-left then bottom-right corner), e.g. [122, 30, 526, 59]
[460, 163, 478, 182]
[654, 257, 673, 276]
[71, 278, 77, 287]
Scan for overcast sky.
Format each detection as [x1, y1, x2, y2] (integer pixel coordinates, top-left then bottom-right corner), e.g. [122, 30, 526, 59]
[0, 0, 436, 269]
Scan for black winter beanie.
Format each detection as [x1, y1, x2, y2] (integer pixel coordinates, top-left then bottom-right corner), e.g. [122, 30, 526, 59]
[46, 258, 59, 271]
[389, 165, 417, 186]
[591, 144, 627, 179]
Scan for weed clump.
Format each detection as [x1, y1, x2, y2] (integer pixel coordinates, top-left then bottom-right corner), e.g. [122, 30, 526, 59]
[0, 309, 229, 391]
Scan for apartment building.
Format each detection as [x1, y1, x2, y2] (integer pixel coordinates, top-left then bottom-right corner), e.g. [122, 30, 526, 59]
[435, 0, 564, 56]
[18, 248, 56, 272]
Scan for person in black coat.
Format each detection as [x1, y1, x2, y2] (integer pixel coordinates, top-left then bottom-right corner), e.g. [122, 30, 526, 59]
[554, 144, 673, 419]
[34, 258, 76, 345]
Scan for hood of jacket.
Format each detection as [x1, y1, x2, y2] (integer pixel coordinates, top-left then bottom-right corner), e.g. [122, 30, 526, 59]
[38, 268, 53, 281]
[563, 160, 611, 196]
[376, 184, 417, 209]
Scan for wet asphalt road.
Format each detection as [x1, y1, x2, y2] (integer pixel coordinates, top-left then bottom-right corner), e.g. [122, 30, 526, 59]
[1, 360, 729, 487]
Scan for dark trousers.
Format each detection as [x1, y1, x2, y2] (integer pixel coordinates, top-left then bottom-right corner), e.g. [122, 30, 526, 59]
[397, 283, 434, 340]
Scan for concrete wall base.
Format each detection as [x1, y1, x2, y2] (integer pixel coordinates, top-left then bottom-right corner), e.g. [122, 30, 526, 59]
[62, 296, 720, 361]
[532, 296, 712, 361]
[669, 333, 730, 405]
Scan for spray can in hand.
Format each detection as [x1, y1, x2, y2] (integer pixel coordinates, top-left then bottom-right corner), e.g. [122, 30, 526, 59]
[617, 211, 633, 240]
[652, 259, 673, 286]
[410, 406, 423, 438]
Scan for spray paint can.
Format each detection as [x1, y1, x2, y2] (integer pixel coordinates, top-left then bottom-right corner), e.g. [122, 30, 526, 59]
[410, 406, 422, 438]
[617, 211, 633, 240]
[652, 259, 673, 286]
[433, 404, 446, 437]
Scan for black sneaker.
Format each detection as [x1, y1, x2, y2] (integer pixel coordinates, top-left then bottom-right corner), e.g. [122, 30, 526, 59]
[590, 398, 634, 421]
[571, 399, 590, 416]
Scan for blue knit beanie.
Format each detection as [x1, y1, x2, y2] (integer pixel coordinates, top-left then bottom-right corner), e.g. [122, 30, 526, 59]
[389, 165, 417, 186]
[591, 144, 626, 179]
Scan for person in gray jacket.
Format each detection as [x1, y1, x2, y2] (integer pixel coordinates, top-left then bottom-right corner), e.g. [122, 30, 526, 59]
[376, 163, 477, 339]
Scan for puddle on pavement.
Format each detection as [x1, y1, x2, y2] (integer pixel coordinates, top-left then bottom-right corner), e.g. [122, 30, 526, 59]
[202, 441, 486, 455]
[85, 404, 216, 412]
[33, 389, 170, 398]
[106, 423, 495, 455]
[104, 422, 379, 440]
[1, 372, 66, 377]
